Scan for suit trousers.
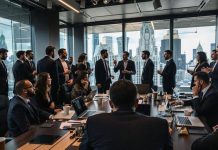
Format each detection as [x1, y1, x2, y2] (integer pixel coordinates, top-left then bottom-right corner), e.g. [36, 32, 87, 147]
[98, 79, 110, 94]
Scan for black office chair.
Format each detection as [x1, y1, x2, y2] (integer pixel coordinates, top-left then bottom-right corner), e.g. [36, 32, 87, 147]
[135, 84, 150, 94]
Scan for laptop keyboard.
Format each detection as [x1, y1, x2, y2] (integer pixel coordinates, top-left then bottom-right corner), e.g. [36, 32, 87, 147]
[177, 116, 192, 125]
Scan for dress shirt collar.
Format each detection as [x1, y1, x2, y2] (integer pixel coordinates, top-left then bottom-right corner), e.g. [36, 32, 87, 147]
[166, 58, 172, 62]
[201, 84, 211, 98]
[17, 95, 30, 104]
[144, 58, 149, 63]
[59, 58, 66, 62]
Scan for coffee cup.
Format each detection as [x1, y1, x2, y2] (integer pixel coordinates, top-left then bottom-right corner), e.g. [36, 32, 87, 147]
[184, 109, 192, 116]
[63, 106, 70, 115]
[0, 137, 5, 150]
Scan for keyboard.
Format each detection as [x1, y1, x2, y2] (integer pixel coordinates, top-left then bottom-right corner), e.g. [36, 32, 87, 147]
[177, 116, 192, 125]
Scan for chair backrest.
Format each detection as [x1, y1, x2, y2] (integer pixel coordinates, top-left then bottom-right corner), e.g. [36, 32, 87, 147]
[135, 84, 150, 94]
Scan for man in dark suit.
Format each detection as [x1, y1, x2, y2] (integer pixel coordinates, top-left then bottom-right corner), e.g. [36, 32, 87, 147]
[113, 51, 136, 81]
[209, 49, 217, 68]
[80, 80, 172, 150]
[53, 48, 73, 105]
[95, 49, 112, 94]
[141, 50, 154, 91]
[202, 49, 218, 89]
[158, 50, 176, 94]
[37, 46, 55, 78]
[25, 50, 37, 84]
[7, 80, 51, 137]
[0, 48, 9, 136]
[173, 72, 218, 128]
[12, 51, 35, 93]
[191, 126, 218, 150]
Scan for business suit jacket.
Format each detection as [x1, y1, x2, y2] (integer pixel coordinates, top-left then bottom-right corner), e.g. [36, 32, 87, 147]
[80, 109, 172, 150]
[210, 61, 216, 68]
[24, 60, 36, 83]
[37, 56, 55, 79]
[114, 60, 136, 81]
[161, 59, 176, 93]
[191, 129, 218, 150]
[209, 62, 218, 89]
[191, 61, 209, 88]
[95, 59, 111, 85]
[141, 58, 154, 86]
[12, 60, 34, 85]
[7, 96, 50, 137]
[184, 86, 218, 128]
[0, 61, 8, 96]
[54, 58, 72, 86]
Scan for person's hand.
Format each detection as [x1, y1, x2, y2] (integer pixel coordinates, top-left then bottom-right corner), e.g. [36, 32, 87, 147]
[54, 109, 62, 113]
[157, 70, 162, 75]
[49, 102, 55, 109]
[201, 67, 212, 74]
[32, 70, 37, 76]
[113, 60, 117, 65]
[192, 84, 201, 97]
[66, 79, 73, 86]
[169, 127, 173, 135]
[97, 84, 102, 88]
[170, 100, 183, 106]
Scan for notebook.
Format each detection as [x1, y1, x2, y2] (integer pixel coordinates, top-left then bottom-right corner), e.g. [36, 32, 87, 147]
[71, 96, 104, 119]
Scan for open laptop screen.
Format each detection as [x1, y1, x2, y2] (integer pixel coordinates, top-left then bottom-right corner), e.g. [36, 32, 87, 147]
[71, 96, 87, 117]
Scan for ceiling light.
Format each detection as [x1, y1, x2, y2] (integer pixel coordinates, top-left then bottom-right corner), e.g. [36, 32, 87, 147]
[153, 0, 162, 10]
[58, 0, 80, 13]
[103, 0, 111, 4]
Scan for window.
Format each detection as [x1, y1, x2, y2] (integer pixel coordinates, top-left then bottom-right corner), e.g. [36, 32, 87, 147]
[174, 16, 216, 92]
[60, 28, 68, 50]
[0, 16, 31, 98]
[87, 24, 122, 86]
[125, 20, 170, 91]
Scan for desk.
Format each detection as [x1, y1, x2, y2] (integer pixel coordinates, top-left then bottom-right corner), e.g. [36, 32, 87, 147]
[5, 98, 209, 150]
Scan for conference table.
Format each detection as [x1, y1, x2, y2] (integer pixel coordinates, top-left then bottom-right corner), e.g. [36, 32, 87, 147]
[5, 95, 210, 150]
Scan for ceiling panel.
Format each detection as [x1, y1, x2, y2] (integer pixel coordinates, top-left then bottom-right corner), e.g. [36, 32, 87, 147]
[105, 3, 139, 15]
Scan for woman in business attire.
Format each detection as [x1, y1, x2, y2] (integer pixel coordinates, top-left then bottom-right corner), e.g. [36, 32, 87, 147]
[71, 71, 91, 100]
[32, 72, 61, 114]
[188, 51, 209, 88]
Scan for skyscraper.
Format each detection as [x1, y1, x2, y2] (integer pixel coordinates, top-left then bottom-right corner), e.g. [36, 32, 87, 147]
[92, 33, 99, 56]
[160, 30, 186, 70]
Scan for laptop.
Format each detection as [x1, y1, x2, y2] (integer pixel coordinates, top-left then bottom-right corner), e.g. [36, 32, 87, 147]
[175, 116, 204, 128]
[71, 96, 104, 119]
[85, 90, 97, 102]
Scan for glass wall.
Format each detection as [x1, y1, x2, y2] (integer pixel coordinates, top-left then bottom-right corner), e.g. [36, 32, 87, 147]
[174, 16, 216, 92]
[60, 28, 68, 50]
[125, 20, 170, 89]
[0, 17, 31, 97]
[87, 24, 122, 86]
[86, 16, 217, 92]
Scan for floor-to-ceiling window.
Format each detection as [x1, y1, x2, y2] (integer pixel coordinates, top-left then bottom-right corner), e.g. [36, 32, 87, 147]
[87, 24, 122, 86]
[173, 16, 216, 92]
[60, 28, 68, 50]
[0, 1, 31, 97]
[125, 20, 170, 91]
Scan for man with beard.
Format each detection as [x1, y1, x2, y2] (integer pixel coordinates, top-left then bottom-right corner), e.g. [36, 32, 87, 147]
[25, 50, 37, 84]
[7, 80, 52, 137]
[37, 46, 55, 78]
[53, 48, 73, 105]
[0, 48, 9, 136]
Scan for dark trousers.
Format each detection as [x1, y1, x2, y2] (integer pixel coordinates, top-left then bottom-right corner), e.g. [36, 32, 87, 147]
[0, 95, 8, 136]
[98, 80, 110, 94]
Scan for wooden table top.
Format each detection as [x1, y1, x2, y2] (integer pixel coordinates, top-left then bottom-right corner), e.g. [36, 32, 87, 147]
[5, 98, 209, 150]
